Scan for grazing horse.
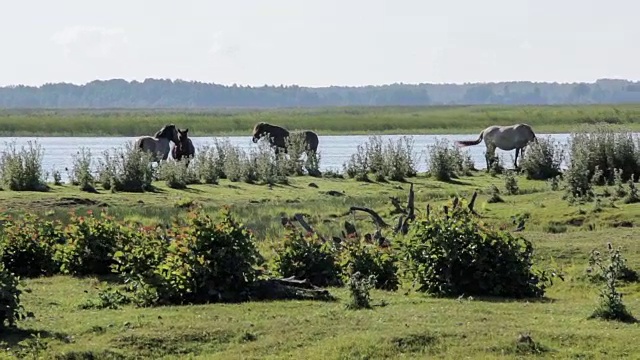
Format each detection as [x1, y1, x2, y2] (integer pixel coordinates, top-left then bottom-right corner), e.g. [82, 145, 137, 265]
[251, 122, 319, 155]
[454, 124, 537, 169]
[171, 128, 195, 165]
[135, 124, 179, 162]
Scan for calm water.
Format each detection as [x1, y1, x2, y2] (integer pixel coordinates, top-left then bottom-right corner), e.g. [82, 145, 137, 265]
[0, 133, 574, 183]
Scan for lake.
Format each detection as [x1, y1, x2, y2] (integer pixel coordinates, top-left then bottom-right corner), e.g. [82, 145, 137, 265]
[0, 133, 574, 183]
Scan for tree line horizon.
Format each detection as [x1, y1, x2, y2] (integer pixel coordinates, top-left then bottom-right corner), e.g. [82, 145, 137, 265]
[1, 77, 640, 109]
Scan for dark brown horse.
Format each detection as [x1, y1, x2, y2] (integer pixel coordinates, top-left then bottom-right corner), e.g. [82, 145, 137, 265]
[171, 128, 195, 165]
[251, 122, 319, 155]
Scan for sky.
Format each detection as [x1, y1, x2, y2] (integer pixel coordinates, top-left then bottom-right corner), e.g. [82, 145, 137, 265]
[0, 0, 638, 87]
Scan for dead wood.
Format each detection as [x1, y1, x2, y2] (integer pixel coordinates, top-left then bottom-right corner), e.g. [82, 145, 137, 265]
[349, 206, 390, 229]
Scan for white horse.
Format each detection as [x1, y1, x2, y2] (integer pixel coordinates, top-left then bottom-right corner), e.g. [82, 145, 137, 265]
[454, 124, 537, 169]
[134, 124, 180, 163]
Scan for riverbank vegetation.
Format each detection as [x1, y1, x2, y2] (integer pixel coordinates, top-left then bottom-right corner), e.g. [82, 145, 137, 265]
[1, 104, 640, 137]
[0, 124, 639, 358]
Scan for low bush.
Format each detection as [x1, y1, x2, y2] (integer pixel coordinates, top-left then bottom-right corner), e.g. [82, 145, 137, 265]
[97, 142, 155, 192]
[156, 159, 198, 189]
[398, 199, 550, 298]
[518, 137, 565, 180]
[117, 207, 263, 306]
[0, 140, 48, 191]
[426, 139, 472, 181]
[568, 125, 640, 185]
[0, 262, 26, 330]
[69, 147, 96, 192]
[345, 272, 376, 310]
[271, 229, 342, 287]
[0, 214, 64, 277]
[343, 136, 417, 182]
[192, 144, 223, 184]
[338, 240, 399, 291]
[56, 210, 122, 276]
[250, 139, 289, 185]
[587, 243, 637, 323]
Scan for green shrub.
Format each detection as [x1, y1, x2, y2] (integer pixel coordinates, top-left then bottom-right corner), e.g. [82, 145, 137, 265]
[97, 143, 155, 192]
[112, 224, 169, 299]
[56, 210, 122, 276]
[339, 240, 399, 291]
[192, 144, 221, 184]
[345, 272, 376, 310]
[342, 136, 417, 182]
[426, 139, 469, 181]
[398, 200, 549, 298]
[587, 243, 637, 323]
[271, 228, 342, 287]
[250, 139, 289, 185]
[69, 147, 96, 192]
[0, 262, 26, 330]
[519, 137, 564, 180]
[156, 159, 198, 189]
[504, 170, 519, 195]
[123, 208, 262, 306]
[568, 125, 640, 185]
[0, 140, 48, 191]
[0, 214, 64, 277]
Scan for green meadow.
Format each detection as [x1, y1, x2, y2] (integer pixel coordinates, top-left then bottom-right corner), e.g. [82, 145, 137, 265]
[1, 171, 639, 359]
[1, 104, 640, 136]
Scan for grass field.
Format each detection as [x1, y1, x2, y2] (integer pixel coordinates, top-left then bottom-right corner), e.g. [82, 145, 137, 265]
[2, 170, 640, 359]
[1, 104, 640, 137]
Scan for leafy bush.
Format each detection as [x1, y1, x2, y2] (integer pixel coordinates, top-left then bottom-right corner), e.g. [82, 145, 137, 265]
[568, 125, 640, 185]
[69, 147, 96, 192]
[0, 140, 48, 191]
[345, 272, 376, 310]
[56, 210, 122, 276]
[0, 214, 64, 277]
[518, 137, 565, 180]
[587, 243, 637, 323]
[563, 152, 597, 201]
[338, 240, 399, 291]
[112, 224, 169, 298]
[342, 136, 417, 182]
[156, 159, 198, 189]
[271, 229, 342, 287]
[121, 208, 263, 306]
[503, 170, 519, 195]
[398, 200, 549, 298]
[97, 143, 155, 192]
[426, 139, 471, 181]
[192, 144, 222, 184]
[0, 262, 26, 330]
[250, 139, 289, 185]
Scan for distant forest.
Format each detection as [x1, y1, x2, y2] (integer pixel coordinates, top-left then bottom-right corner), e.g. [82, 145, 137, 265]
[1, 78, 640, 108]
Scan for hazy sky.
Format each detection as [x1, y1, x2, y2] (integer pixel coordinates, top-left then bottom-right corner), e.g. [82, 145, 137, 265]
[1, 0, 638, 87]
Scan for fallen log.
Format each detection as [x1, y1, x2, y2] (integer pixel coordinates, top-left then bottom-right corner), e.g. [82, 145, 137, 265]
[349, 206, 390, 229]
[293, 213, 326, 242]
[250, 276, 335, 302]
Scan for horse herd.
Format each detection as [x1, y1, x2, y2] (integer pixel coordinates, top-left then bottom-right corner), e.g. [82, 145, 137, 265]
[134, 122, 321, 165]
[134, 122, 537, 169]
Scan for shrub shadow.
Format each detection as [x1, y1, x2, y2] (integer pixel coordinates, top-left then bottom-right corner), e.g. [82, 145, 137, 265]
[0, 328, 71, 348]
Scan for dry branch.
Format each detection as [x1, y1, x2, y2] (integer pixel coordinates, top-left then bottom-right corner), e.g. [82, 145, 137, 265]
[349, 206, 390, 229]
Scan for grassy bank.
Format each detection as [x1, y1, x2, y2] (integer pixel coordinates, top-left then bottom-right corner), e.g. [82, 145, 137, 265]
[1, 172, 640, 358]
[2, 104, 640, 137]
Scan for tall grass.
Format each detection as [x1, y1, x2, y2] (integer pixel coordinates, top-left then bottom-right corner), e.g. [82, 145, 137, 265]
[342, 136, 417, 182]
[0, 140, 48, 191]
[425, 139, 474, 181]
[567, 125, 640, 185]
[97, 142, 155, 192]
[3, 104, 640, 136]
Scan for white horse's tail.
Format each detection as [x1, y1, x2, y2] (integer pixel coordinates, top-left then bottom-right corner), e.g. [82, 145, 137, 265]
[455, 131, 484, 147]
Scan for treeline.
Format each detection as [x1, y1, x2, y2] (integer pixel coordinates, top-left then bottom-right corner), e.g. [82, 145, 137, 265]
[1, 78, 640, 108]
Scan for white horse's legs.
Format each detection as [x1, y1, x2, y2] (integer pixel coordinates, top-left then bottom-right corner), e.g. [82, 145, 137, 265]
[514, 148, 520, 168]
